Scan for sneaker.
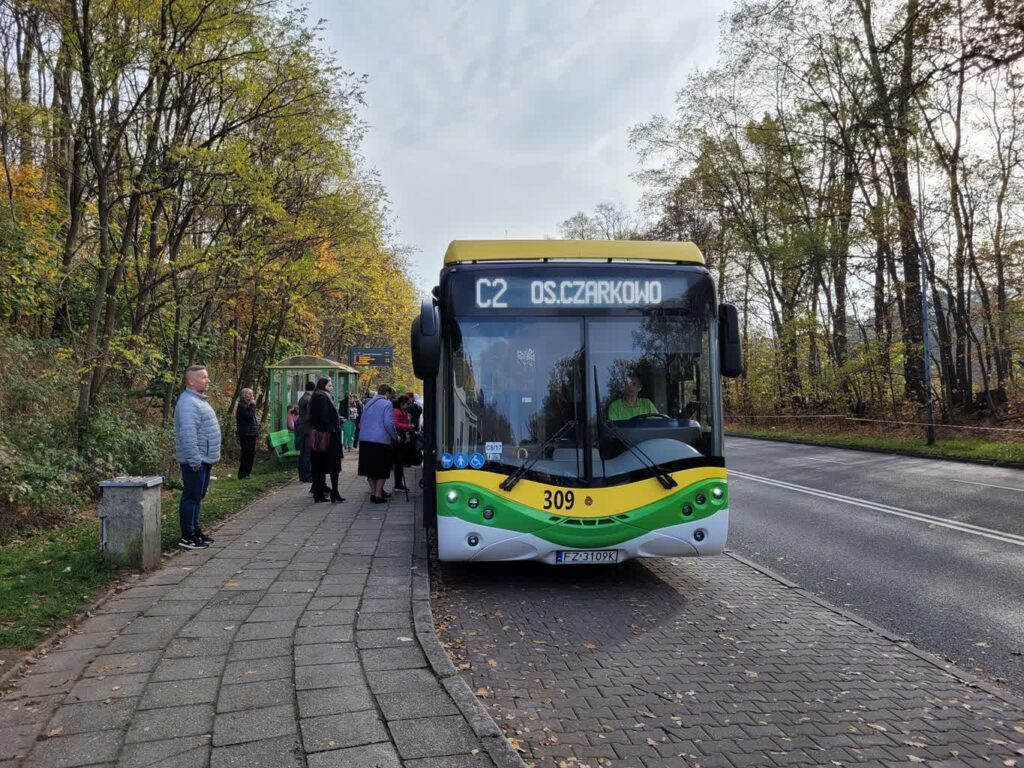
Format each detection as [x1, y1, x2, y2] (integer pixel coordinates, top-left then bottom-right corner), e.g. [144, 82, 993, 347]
[196, 530, 215, 544]
[178, 537, 208, 550]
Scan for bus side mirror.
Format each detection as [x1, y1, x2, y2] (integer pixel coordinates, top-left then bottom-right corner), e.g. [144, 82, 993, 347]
[719, 303, 743, 378]
[411, 299, 441, 379]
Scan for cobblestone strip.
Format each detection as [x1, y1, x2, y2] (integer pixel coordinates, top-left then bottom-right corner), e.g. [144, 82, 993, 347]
[0, 489, 264, 767]
[411, 497, 528, 768]
[352, 471, 502, 768]
[208, 485, 315, 768]
[433, 554, 1024, 767]
[1, 460, 509, 767]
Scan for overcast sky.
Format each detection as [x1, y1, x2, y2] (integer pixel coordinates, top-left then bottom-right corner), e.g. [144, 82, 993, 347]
[308, 0, 732, 287]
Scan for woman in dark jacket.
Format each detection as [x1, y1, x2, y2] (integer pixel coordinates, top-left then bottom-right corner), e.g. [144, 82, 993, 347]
[309, 377, 345, 503]
[392, 395, 415, 491]
[235, 388, 260, 479]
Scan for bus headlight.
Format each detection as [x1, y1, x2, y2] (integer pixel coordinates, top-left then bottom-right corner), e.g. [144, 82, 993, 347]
[693, 528, 706, 542]
[695, 493, 707, 505]
[467, 496, 480, 509]
[482, 507, 495, 520]
[681, 504, 693, 517]
[446, 490, 459, 504]
[711, 486, 724, 499]
[467, 534, 480, 547]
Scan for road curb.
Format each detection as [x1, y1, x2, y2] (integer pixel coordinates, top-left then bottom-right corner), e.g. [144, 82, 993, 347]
[412, 515, 528, 768]
[725, 431, 1024, 469]
[724, 550, 1024, 710]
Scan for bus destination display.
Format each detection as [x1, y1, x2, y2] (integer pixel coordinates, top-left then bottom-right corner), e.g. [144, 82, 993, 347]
[472, 276, 690, 309]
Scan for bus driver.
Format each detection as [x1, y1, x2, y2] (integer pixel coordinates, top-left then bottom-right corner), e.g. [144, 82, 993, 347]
[608, 373, 658, 420]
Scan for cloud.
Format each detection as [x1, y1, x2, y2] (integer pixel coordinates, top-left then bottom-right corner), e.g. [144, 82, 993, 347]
[312, 0, 731, 285]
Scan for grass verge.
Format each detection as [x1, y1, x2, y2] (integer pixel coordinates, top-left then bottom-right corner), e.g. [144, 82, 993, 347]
[726, 427, 1024, 465]
[0, 456, 293, 649]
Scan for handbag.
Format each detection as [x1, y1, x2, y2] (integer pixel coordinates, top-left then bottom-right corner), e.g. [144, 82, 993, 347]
[305, 428, 331, 453]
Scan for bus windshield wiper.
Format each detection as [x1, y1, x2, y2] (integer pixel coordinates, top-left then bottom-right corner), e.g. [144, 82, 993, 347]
[499, 420, 577, 491]
[601, 418, 677, 489]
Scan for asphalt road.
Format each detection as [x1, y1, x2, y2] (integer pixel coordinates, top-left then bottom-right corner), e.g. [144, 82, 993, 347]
[726, 435, 1024, 694]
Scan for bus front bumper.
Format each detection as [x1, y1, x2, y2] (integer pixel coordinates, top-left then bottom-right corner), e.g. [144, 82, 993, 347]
[436, 510, 728, 563]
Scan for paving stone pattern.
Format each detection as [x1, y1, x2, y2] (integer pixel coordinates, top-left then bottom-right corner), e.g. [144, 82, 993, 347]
[0, 464, 492, 767]
[432, 556, 1024, 767]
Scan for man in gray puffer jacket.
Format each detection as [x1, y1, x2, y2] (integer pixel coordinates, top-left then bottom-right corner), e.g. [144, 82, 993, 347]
[174, 365, 222, 550]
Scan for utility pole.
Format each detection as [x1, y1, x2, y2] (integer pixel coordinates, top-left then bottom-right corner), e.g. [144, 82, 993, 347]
[915, 141, 936, 446]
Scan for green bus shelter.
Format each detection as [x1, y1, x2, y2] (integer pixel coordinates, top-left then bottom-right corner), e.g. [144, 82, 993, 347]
[266, 355, 361, 433]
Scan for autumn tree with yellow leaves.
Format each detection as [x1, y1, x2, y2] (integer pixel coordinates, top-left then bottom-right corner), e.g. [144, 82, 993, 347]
[0, 0, 418, 529]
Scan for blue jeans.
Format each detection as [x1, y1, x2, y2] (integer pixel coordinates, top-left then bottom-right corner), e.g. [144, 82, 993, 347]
[179, 462, 212, 539]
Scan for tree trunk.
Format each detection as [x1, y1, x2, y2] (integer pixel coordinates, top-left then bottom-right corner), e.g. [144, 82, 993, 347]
[857, 0, 927, 403]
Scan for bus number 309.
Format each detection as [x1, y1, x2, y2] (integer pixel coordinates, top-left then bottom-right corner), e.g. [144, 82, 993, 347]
[543, 490, 575, 511]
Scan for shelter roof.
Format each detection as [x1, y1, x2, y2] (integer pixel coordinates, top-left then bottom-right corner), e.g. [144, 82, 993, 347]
[269, 355, 359, 373]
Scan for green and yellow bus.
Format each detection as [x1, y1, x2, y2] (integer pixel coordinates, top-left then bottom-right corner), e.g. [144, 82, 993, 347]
[411, 240, 742, 563]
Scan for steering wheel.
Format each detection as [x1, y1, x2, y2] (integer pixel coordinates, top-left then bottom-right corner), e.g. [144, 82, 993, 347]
[630, 413, 671, 421]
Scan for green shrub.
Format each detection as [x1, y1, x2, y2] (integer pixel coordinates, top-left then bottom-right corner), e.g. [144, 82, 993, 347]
[77, 407, 173, 482]
[0, 335, 248, 541]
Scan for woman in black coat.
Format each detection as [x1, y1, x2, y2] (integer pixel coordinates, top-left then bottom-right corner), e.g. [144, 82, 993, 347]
[235, 388, 260, 479]
[309, 377, 345, 503]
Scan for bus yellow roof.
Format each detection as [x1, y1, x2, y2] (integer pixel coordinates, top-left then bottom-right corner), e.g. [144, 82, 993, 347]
[443, 240, 705, 266]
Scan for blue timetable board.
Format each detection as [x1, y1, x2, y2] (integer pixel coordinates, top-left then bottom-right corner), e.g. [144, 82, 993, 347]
[348, 348, 394, 367]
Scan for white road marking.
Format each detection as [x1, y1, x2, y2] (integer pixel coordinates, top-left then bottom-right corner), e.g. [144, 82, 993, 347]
[729, 470, 1024, 547]
[799, 456, 877, 466]
[944, 477, 1024, 493]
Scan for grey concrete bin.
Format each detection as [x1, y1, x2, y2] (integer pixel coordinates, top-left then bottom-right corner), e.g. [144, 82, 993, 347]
[97, 476, 163, 570]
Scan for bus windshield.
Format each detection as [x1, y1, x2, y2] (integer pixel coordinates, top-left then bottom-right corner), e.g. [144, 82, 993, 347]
[590, 312, 720, 481]
[448, 317, 584, 481]
[445, 313, 721, 485]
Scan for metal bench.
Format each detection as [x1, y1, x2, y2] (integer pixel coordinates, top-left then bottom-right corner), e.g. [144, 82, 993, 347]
[269, 429, 300, 460]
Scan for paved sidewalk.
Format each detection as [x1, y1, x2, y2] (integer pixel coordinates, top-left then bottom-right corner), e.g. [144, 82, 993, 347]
[0, 463, 510, 768]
